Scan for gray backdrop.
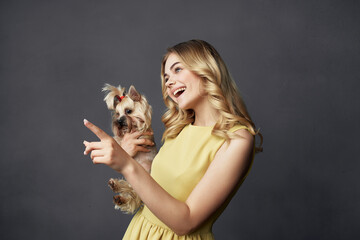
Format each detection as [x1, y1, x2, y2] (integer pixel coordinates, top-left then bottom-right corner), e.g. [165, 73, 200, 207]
[1, 0, 359, 239]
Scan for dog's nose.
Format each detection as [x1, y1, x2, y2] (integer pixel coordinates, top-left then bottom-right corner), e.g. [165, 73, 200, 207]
[118, 116, 127, 126]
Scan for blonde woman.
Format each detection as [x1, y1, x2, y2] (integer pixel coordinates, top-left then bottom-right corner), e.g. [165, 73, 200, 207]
[83, 39, 262, 239]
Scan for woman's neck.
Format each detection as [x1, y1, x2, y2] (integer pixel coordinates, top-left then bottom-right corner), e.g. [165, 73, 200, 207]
[192, 105, 219, 127]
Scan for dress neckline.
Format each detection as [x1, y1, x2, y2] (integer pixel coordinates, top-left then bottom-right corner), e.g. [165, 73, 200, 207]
[188, 123, 214, 129]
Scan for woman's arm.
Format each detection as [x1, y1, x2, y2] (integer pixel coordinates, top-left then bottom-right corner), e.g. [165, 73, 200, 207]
[83, 119, 253, 235]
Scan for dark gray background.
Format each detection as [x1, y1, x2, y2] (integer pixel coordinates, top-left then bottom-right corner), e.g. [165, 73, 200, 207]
[1, 0, 359, 239]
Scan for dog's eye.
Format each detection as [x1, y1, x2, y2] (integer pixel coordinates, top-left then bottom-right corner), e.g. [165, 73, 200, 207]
[125, 109, 132, 114]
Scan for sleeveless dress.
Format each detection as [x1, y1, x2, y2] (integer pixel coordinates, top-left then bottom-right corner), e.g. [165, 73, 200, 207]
[123, 124, 254, 240]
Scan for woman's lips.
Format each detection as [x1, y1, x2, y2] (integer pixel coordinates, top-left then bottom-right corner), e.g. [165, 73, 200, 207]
[173, 87, 186, 97]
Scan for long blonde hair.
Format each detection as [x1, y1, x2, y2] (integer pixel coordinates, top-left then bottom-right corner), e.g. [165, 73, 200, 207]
[160, 40, 263, 153]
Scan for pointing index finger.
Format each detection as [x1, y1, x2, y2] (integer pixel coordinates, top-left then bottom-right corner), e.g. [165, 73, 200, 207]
[84, 119, 111, 141]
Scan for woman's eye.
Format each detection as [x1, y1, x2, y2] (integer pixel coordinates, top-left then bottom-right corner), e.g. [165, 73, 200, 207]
[175, 67, 181, 73]
[125, 109, 132, 114]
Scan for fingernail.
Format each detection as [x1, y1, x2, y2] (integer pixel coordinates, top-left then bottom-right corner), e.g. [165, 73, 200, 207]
[84, 119, 88, 124]
[83, 151, 86, 155]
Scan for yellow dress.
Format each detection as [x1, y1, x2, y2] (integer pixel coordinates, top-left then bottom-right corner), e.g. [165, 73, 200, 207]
[123, 124, 254, 240]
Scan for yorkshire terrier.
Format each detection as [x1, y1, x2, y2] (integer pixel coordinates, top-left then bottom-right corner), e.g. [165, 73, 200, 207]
[102, 84, 157, 214]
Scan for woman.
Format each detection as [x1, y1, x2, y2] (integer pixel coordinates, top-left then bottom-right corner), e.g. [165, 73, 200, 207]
[83, 39, 263, 239]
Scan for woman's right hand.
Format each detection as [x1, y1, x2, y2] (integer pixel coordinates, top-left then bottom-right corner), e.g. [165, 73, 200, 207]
[120, 131, 154, 157]
[83, 119, 131, 173]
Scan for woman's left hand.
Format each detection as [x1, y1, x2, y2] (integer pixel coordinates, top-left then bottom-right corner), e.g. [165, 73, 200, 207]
[83, 119, 131, 173]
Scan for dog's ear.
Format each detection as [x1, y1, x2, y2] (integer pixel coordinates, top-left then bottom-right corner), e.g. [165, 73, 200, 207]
[113, 95, 122, 109]
[102, 84, 125, 110]
[128, 85, 141, 102]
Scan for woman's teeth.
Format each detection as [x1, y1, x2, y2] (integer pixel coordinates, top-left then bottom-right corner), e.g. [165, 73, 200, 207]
[174, 87, 186, 97]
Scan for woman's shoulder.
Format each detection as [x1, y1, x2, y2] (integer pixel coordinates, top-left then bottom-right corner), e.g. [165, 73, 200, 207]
[215, 126, 254, 161]
[227, 125, 254, 148]
[229, 124, 250, 133]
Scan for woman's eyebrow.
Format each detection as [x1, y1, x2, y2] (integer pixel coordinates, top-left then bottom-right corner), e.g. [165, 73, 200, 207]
[164, 62, 180, 77]
[169, 62, 180, 71]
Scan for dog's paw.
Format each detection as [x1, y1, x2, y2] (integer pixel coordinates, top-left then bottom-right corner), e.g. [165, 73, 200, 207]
[108, 178, 120, 192]
[113, 195, 127, 205]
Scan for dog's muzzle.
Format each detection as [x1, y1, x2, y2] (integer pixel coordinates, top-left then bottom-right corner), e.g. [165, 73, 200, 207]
[117, 116, 127, 127]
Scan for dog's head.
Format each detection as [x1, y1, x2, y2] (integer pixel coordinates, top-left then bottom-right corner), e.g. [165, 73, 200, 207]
[103, 84, 152, 137]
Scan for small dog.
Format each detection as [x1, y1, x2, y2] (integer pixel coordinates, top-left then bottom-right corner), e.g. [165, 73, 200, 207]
[102, 84, 157, 214]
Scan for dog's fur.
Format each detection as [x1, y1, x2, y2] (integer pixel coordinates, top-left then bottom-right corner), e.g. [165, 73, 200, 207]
[102, 84, 156, 214]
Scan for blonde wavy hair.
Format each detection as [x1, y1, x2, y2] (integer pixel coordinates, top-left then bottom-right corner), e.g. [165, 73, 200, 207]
[160, 40, 263, 153]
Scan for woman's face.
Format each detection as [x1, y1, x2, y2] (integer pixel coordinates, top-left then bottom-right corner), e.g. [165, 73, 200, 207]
[163, 53, 206, 111]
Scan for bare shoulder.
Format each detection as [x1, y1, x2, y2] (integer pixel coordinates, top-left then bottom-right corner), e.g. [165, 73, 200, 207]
[216, 128, 254, 158]
[233, 128, 254, 144]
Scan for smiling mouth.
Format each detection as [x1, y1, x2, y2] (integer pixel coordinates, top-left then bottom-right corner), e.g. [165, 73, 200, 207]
[173, 87, 186, 98]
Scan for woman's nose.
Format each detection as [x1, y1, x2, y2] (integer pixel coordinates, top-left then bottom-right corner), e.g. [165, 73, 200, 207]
[165, 79, 175, 87]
